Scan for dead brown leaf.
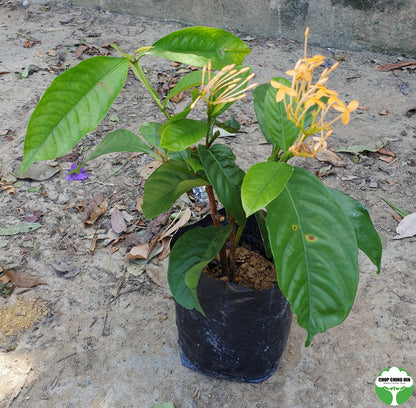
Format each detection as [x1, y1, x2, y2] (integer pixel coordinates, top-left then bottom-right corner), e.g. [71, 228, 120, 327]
[23, 40, 39, 48]
[111, 207, 127, 234]
[1, 185, 15, 194]
[126, 242, 149, 260]
[378, 156, 394, 163]
[83, 195, 108, 227]
[160, 207, 191, 240]
[136, 196, 143, 213]
[158, 237, 172, 260]
[378, 108, 388, 116]
[4, 270, 45, 288]
[0, 274, 10, 283]
[139, 160, 162, 180]
[75, 43, 109, 58]
[316, 149, 346, 167]
[377, 147, 395, 157]
[378, 60, 416, 71]
[171, 92, 184, 103]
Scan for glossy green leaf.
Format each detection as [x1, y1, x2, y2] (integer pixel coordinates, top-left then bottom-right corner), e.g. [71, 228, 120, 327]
[139, 122, 162, 149]
[198, 144, 246, 225]
[164, 70, 202, 106]
[160, 119, 207, 151]
[263, 78, 299, 150]
[216, 117, 240, 133]
[142, 160, 206, 219]
[23, 57, 129, 173]
[254, 209, 273, 259]
[85, 129, 156, 162]
[168, 225, 232, 312]
[169, 148, 191, 163]
[330, 188, 382, 274]
[253, 83, 273, 144]
[242, 161, 294, 216]
[266, 167, 359, 346]
[146, 26, 251, 70]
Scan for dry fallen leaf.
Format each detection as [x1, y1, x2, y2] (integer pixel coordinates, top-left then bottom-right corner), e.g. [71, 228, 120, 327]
[136, 196, 143, 213]
[126, 242, 149, 260]
[316, 149, 346, 167]
[160, 207, 191, 240]
[394, 213, 416, 239]
[378, 60, 416, 71]
[4, 270, 45, 288]
[52, 257, 79, 278]
[378, 108, 388, 116]
[377, 147, 395, 157]
[378, 156, 394, 163]
[158, 236, 172, 260]
[171, 92, 184, 103]
[0, 274, 10, 283]
[110, 207, 127, 234]
[83, 200, 108, 227]
[139, 160, 162, 180]
[83, 193, 108, 227]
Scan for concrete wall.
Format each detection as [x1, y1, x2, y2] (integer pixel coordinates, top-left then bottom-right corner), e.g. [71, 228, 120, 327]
[35, 0, 416, 55]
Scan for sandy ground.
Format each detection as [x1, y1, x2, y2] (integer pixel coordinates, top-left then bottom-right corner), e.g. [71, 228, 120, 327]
[0, 2, 415, 407]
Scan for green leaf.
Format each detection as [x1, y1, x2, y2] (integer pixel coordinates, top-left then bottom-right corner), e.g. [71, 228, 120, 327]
[168, 225, 232, 312]
[242, 162, 293, 216]
[169, 148, 191, 163]
[262, 78, 299, 150]
[198, 144, 246, 225]
[153, 403, 176, 408]
[253, 83, 273, 144]
[85, 129, 156, 162]
[330, 188, 382, 274]
[142, 161, 206, 219]
[160, 119, 207, 151]
[216, 117, 240, 133]
[164, 70, 203, 106]
[0, 222, 41, 236]
[381, 197, 409, 218]
[254, 209, 273, 259]
[22, 57, 129, 173]
[145, 26, 251, 70]
[266, 167, 359, 346]
[139, 122, 162, 149]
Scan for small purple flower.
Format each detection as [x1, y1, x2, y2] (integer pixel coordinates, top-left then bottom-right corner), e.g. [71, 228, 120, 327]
[65, 163, 89, 181]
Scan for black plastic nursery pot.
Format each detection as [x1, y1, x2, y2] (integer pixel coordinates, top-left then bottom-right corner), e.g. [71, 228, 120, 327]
[171, 212, 292, 383]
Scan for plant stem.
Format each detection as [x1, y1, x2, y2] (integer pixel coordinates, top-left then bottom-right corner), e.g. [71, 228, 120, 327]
[228, 216, 237, 281]
[206, 184, 229, 275]
[130, 61, 171, 120]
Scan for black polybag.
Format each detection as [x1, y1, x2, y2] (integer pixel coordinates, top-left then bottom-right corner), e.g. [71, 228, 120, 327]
[172, 211, 292, 383]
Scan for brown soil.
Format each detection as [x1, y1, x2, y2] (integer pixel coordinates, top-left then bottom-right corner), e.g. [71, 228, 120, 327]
[204, 245, 277, 290]
[0, 297, 48, 338]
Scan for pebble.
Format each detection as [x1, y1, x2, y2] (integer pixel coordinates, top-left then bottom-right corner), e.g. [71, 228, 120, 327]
[57, 193, 70, 205]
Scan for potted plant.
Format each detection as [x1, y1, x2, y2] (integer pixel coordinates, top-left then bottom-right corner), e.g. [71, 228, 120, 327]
[22, 26, 382, 382]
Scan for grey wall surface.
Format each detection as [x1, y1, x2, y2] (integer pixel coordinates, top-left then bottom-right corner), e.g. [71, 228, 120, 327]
[33, 0, 416, 55]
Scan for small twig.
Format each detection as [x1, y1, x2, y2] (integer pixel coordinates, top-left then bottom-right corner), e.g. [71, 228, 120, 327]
[56, 352, 76, 363]
[51, 368, 64, 390]
[102, 310, 110, 336]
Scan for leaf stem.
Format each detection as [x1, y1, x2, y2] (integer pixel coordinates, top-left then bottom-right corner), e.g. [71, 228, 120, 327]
[130, 61, 171, 120]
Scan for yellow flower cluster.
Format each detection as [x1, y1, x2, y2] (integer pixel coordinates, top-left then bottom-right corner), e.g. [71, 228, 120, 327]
[270, 27, 359, 157]
[191, 61, 257, 110]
